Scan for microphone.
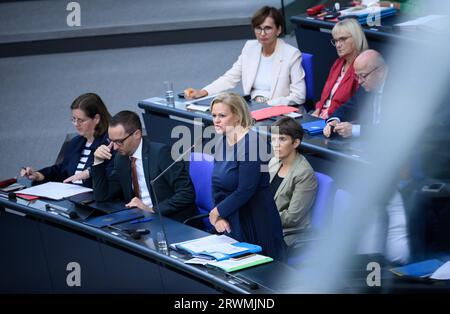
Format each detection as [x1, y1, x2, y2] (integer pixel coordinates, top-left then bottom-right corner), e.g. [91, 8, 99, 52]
[150, 136, 202, 254]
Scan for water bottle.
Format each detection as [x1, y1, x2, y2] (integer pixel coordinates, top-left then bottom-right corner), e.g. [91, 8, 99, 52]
[164, 81, 175, 107]
[156, 231, 169, 255]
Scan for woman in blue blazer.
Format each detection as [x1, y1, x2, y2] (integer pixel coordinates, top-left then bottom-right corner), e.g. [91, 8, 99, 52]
[20, 93, 112, 188]
[209, 92, 286, 260]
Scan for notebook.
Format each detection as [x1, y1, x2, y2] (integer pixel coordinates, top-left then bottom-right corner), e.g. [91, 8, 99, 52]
[83, 209, 144, 228]
[171, 234, 262, 261]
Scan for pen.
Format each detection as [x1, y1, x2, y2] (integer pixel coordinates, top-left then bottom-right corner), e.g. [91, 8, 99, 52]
[129, 217, 153, 224]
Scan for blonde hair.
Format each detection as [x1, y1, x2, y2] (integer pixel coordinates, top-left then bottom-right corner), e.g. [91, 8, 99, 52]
[332, 18, 369, 54]
[210, 92, 253, 129]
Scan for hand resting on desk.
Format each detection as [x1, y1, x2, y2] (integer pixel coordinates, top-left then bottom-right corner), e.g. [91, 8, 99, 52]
[184, 87, 208, 99]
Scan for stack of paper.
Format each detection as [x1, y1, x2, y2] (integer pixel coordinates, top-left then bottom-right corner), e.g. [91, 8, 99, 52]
[338, 6, 397, 25]
[16, 182, 92, 200]
[170, 234, 262, 261]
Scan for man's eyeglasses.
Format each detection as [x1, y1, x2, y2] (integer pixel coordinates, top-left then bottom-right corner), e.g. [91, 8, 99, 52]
[108, 130, 136, 146]
[71, 117, 90, 125]
[330, 36, 350, 46]
[354, 66, 380, 82]
[255, 26, 274, 34]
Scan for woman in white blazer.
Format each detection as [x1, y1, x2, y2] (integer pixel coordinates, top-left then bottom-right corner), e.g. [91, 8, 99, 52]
[185, 6, 306, 106]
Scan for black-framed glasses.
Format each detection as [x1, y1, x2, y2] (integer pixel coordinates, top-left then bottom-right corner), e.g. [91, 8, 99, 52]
[108, 130, 136, 146]
[255, 26, 274, 34]
[330, 36, 350, 46]
[354, 66, 380, 82]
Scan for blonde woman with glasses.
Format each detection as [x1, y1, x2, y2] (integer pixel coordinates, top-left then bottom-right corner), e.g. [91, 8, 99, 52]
[312, 18, 369, 119]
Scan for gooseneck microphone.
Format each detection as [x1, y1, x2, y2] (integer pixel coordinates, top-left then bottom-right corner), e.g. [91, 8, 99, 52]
[150, 137, 202, 254]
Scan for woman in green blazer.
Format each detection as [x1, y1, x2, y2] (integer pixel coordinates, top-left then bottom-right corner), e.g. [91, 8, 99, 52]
[269, 117, 318, 246]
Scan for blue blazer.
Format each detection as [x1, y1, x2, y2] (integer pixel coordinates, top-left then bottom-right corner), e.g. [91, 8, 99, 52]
[39, 132, 110, 188]
[212, 131, 286, 260]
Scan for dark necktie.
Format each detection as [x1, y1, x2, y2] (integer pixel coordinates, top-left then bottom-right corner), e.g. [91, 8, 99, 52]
[130, 157, 141, 199]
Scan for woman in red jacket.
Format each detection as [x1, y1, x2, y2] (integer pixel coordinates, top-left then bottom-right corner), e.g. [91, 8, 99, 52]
[312, 18, 368, 119]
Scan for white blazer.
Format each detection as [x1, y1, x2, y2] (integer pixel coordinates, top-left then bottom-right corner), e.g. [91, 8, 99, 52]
[203, 38, 306, 105]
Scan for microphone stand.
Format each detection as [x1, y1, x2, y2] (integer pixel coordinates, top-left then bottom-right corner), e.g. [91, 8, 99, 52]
[150, 139, 200, 254]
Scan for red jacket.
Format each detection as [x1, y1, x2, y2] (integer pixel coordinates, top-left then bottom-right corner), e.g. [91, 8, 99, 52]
[315, 57, 359, 116]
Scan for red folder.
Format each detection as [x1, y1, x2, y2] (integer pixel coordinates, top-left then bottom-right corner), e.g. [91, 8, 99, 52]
[251, 106, 298, 121]
[16, 194, 39, 201]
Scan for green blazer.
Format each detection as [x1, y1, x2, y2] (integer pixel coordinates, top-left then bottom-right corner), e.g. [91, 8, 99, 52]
[269, 154, 317, 246]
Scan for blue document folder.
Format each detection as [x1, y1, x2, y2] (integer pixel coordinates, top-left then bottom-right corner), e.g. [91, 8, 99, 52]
[390, 259, 444, 279]
[83, 209, 144, 228]
[302, 119, 326, 135]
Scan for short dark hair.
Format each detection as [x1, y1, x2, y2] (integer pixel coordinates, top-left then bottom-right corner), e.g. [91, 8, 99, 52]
[110, 110, 142, 134]
[70, 93, 111, 138]
[271, 117, 304, 152]
[251, 6, 284, 32]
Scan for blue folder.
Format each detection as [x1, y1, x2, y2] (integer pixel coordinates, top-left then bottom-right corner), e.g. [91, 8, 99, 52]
[390, 259, 444, 279]
[83, 208, 144, 228]
[302, 119, 326, 135]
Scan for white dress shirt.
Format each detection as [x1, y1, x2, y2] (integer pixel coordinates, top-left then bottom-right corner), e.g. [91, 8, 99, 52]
[131, 139, 153, 207]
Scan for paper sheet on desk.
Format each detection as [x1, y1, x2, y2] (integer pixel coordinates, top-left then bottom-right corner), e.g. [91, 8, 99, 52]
[430, 261, 450, 280]
[16, 182, 92, 200]
[179, 235, 247, 255]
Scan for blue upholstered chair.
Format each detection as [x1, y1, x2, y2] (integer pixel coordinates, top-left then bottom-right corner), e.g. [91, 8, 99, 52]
[301, 52, 315, 104]
[286, 171, 335, 267]
[184, 152, 215, 231]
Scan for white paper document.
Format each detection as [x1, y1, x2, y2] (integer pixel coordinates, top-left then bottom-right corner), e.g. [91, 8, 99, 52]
[175, 235, 246, 255]
[430, 261, 450, 280]
[16, 182, 92, 200]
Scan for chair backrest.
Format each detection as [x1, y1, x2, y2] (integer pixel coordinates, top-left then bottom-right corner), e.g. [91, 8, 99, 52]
[333, 188, 352, 223]
[189, 152, 215, 229]
[301, 52, 315, 102]
[310, 171, 335, 230]
[55, 133, 77, 164]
